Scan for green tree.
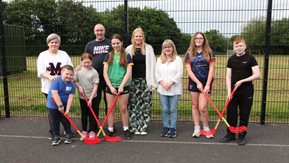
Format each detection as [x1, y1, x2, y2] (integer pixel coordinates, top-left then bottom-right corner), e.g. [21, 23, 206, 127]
[0, 1, 7, 16]
[4, 0, 59, 55]
[56, 0, 101, 54]
[100, 5, 184, 54]
[178, 33, 192, 54]
[4, 0, 57, 39]
[4, 0, 101, 55]
[205, 29, 227, 53]
[241, 17, 289, 54]
[270, 18, 289, 54]
[241, 17, 266, 49]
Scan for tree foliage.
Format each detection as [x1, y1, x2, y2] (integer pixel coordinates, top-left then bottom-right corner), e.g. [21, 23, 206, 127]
[4, 1, 187, 55]
[205, 29, 227, 53]
[100, 5, 185, 54]
[4, 1, 288, 56]
[4, 0, 101, 55]
[241, 17, 289, 54]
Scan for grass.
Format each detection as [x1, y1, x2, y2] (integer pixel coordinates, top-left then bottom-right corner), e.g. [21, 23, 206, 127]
[0, 54, 289, 123]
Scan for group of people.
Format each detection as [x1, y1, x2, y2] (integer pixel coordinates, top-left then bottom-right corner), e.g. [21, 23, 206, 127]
[37, 23, 260, 146]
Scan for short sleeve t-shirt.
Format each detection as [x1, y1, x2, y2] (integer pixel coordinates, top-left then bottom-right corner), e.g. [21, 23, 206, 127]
[46, 76, 75, 109]
[185, 52, 216, 84]
[103, 53, 133, 87]
[37, 50, 73, 94]
[227, 52, 258, 89]
[74, 67, 99, 99]
[84, 39, 112, 80]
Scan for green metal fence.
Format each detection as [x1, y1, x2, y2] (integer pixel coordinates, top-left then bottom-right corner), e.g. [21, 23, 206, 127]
[0, 0, 288, 124]
[0, 24, 26, 76]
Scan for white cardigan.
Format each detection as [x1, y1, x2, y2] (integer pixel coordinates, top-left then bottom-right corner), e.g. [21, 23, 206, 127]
[126, 44, 157, 90]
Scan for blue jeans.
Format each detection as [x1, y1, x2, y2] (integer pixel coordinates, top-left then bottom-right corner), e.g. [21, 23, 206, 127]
[159, 94, 179, 129]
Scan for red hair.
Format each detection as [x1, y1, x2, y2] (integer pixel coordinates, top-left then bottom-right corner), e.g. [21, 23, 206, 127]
[81, 52, 93, 61]
[233, 37, 246, 45]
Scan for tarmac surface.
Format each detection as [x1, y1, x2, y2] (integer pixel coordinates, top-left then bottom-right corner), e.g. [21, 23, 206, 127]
[0, 117, 289, 163]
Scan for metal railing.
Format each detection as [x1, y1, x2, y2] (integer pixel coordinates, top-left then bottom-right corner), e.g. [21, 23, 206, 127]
[0, 0, 288, 123]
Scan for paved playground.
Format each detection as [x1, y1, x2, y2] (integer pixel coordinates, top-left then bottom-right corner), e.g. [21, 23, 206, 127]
[0, 117, 288, 163]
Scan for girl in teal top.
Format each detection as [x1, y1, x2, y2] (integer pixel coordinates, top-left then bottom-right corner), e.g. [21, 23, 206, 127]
[103, 34, 133, 139]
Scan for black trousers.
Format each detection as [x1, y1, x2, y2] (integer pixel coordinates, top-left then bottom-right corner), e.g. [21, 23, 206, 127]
[79, 97, 99, 132]
[95, 79, 108, 115]
[226, 84, 254, 135]
[47, 108, 72, 138]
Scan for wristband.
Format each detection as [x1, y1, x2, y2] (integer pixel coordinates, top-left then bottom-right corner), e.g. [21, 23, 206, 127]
[58, 104, 63, 108]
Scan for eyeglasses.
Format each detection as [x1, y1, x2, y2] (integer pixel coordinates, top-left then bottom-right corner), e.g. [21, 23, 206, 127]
[163, 45, 172, 49]
[195, 37, 204, 40]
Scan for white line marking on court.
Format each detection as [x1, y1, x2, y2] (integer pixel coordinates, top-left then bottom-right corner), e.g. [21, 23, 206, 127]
[123, 140, 289, 148]
[1, 134, 289, 148]
[0, 134, 80, 140]
[0, 134, 47, 139]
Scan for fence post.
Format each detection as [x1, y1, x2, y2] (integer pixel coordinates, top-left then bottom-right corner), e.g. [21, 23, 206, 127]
[0, 2, 10, 118]
[124, 0, 129, 47]
[261, 0, 273, 125]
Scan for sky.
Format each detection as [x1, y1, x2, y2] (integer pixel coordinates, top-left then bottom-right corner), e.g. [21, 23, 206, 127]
[81, 0, 289, 37]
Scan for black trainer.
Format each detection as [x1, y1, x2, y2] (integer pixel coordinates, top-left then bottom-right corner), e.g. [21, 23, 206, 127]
[64, 135, 72, 144]
[51, 137, 61, 146]
[106, 129, 115, 137]
[48, 130, 54, 140]
[168, 128, 177, 138]
[160, 127, 169, 137]
[237, 132, 247, 145]
[221, 134, 236, 143]
[237, 137, 246, 145]
[123, 130, 131, 140]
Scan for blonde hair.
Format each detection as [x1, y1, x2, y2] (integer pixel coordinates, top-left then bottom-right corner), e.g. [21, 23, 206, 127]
[160, 39, 177, 63]
[187, 32, 212, 62]
[130, 27, 146, 55]
[46, 33, 61, 44]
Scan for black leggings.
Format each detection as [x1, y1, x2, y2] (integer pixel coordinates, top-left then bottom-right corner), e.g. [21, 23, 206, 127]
[79, 97, 99, 132]
[226, 85, 254, 134]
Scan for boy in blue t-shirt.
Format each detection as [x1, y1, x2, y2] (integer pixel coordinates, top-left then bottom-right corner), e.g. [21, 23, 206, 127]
[46, 65, 75, 146]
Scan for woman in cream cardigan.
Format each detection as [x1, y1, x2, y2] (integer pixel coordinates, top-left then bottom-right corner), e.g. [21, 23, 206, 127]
[126, 27, 157, 136]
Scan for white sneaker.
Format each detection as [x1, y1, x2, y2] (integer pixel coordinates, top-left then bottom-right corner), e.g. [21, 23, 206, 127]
[140, 131, 147, 136]
[192, 130, 200, 138]
[134, 131, 141, 135]
[204, 130, 214, 139]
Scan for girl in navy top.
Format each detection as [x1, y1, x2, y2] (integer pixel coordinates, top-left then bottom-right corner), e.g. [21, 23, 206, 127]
[185, 32, 216, 139]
